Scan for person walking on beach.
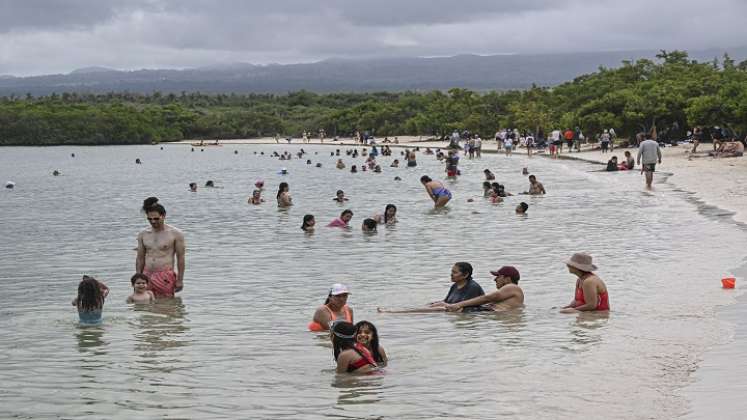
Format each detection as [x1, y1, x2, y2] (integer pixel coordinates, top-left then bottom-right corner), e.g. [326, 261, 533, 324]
[690, 126, 703, 153]
[637, 136, 662, 189]
[136, 197, 186, 298]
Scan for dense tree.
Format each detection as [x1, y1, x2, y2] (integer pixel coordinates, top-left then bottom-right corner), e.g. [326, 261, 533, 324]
[1, 50, 746, 145]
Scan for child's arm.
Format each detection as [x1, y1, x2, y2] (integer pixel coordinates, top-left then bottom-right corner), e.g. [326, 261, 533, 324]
[72, 296, 78, 307]
[126, 296, 134, 303]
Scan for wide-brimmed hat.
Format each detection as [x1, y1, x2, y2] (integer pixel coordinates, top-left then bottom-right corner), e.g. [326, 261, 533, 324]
[565, 253, 598, 272]
[329, 283, 351, 296]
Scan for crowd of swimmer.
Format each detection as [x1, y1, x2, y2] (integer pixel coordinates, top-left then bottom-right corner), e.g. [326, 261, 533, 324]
[236, 144, 547, 233]
[70, 144, 610, 375]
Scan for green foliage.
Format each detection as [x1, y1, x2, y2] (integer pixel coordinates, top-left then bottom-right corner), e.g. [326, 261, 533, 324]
[2, 49, 746, 145]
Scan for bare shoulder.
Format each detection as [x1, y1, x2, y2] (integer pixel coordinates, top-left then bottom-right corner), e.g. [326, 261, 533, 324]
[166, 224, 185, 239]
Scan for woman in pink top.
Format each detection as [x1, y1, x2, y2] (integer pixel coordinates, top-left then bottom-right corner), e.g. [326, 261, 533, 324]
[328, 209, 353, 228]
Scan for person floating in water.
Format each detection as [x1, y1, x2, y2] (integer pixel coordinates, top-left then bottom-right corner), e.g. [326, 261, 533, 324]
[205, 180, 215, 187]
[249, 189, 264, 205]
[189, 183, 198, 192]
[309, 283, 354, 331]
[328, 209, 353, 228]
[127, 273, 156, 304]
[301, 214, 316, 232]
[560, 253, 609, 312]
[420, 175, 451, 208]
[373, 204, 397, 225]
[72, 275, 109, 325]
[136, 197, 186, 298]
[330, 321, 377, 374]
[333, 190, 349, 203]
[277, 182, 292, 207]
[355, 321, 388, 366]
[362, 218, 378, 233]
[526, 175, 546, 195]
[445, 266, 524, 312]
[516, 202, 529, 214]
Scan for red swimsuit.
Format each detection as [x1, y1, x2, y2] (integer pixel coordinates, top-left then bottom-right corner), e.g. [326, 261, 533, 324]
[574, 278, 610, 311]
[347, 343, 377, 372]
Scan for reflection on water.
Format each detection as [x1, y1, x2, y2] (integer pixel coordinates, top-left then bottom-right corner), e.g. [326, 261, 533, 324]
[1, 144, 746, 419]
[132, 298, 189, 355]
[75, 326, 107, 354]
[332, 374, 385, 406]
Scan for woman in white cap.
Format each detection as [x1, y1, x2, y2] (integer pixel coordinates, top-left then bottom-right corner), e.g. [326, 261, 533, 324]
[308, 284, 354, 332]
[561, 253, 609, 312]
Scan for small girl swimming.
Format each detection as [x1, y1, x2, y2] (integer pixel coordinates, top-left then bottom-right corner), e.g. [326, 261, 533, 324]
[72, 275, 109, 325]
[355, 321, 388, 365]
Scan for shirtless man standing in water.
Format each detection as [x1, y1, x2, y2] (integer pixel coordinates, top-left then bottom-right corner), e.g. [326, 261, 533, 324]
[136, 197, 186, 298]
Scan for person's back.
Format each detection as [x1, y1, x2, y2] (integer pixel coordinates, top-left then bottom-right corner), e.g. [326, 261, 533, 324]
[638, 139, 660, 164]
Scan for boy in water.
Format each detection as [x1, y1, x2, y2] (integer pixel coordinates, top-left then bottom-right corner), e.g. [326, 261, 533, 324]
[127, 273, 156, 303]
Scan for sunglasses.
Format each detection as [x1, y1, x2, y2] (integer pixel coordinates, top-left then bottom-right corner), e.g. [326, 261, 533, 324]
[147, 217, 162, 221]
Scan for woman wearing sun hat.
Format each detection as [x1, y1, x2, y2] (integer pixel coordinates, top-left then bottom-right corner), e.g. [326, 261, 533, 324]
[561, 253, 610, 312]
[308, 284, 354, 331]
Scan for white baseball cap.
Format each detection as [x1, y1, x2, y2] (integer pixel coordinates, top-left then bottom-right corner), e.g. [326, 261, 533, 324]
[329, 283, 351, 296]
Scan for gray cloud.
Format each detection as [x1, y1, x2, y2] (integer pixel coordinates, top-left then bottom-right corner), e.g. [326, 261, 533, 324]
[1, 0, 746, 75]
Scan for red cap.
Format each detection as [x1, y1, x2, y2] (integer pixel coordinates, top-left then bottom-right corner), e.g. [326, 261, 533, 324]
[490, 266, 520, 283]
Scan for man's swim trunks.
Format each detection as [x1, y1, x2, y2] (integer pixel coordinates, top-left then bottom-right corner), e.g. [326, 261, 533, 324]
[144, 268, 177, 298]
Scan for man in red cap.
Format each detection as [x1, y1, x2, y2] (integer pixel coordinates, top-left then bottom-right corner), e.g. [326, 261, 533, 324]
[445, 266, 524, 312]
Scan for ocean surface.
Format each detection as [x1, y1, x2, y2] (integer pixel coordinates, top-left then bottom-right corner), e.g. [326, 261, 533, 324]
[1, 144, 745, 419]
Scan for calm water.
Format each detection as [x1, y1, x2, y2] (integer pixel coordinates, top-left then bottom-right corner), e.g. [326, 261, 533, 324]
[1, 144, 745, 419]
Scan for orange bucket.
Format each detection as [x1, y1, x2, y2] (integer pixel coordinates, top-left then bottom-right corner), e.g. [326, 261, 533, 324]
[721, 277, 736, 289]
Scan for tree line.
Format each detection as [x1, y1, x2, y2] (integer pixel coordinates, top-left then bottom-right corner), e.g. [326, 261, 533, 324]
[1, 50, 745, 146]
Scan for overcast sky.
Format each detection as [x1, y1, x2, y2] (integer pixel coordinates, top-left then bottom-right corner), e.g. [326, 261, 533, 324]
[1, 0, 746, 76]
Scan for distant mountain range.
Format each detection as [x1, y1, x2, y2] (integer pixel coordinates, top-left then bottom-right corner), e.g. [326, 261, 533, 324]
[1, 47, 745, 96]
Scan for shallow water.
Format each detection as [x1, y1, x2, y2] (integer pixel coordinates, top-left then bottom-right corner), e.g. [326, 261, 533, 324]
[1, 144, 745, 419]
